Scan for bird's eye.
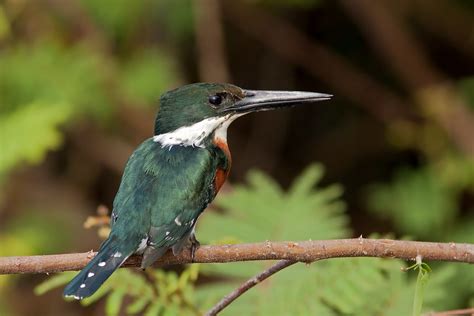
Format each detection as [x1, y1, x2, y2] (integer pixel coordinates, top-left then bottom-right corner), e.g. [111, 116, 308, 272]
[209, 94, 223, 106]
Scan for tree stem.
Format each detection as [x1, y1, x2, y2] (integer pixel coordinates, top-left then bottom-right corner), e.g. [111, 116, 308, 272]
[1, 238, 472, 275]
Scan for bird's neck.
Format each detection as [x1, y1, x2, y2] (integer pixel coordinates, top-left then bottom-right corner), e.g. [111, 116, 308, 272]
[153, 115, 237, 149]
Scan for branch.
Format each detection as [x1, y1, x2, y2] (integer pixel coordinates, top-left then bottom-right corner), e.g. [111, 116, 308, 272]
[1, 238, 473, 275]
[205, 260, 296, 316]
[193, 0, 230, 82]
[397, 0, 474, 61]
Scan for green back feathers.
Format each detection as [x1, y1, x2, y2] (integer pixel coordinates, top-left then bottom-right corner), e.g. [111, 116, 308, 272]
[112, 139, 228, 232]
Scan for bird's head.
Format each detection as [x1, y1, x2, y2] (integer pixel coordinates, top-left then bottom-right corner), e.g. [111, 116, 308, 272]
[153, 83, 331, 147]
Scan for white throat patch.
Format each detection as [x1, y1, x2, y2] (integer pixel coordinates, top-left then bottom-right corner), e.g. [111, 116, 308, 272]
[153, 114, 239, 148]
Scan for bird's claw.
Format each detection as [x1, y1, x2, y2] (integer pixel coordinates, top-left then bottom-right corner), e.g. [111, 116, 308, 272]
[190, 234, 200, 262]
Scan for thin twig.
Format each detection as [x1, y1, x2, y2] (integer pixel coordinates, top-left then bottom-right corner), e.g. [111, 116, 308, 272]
[205, 260, 296, 316]
[0, 238, 473, 274]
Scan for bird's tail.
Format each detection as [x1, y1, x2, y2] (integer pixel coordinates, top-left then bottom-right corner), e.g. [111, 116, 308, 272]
[63, 235, 135, 300]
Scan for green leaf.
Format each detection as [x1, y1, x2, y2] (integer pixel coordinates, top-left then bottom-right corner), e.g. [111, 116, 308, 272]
[194, 165, 456, 315]
[0, 42, 111, 117]
[423, 264, 458, 311]
[0, 101, 72, 175]
[162, 303, 180, 316]
[367, 167, 459, 238]
[154, 0, 194, 40]
[34, 272, 76, 295]
[196, 165, 357, 314]
[126, 295, 150, 314]
[410, 261, 431, 316]
[287, 163, 325, 197]
[4, 210, 73, 254]
[199, 163, 349, 249]
[80, 0, 147, 38]
[144, 300, 162, 316]
[120, 49, 180, 106]
[81, 281, 112, 306]
[105, 288, 126, 316]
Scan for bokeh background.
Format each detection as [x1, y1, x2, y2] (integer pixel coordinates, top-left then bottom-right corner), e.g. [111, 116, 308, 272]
[0, 0, 473, 315]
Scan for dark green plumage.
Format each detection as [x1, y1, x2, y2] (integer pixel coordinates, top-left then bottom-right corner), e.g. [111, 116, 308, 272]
[112, 138, 228, 262]
[64, 139, 228, 299]
[64, 82, 331, 300]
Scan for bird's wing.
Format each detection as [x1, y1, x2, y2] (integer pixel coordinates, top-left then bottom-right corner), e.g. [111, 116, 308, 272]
[111, 138, 226, 266]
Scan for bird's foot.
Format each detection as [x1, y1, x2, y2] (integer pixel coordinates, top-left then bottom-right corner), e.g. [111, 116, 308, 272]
[189, 233, 200, 262]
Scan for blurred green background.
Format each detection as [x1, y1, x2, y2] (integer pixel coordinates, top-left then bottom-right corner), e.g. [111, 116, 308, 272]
[0, 0, 473, 315]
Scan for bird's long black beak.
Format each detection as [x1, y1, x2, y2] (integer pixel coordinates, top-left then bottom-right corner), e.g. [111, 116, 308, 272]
[223, 89, 332, 113]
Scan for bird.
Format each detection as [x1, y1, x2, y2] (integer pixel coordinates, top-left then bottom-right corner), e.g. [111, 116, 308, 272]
[63, 82, 331, 300]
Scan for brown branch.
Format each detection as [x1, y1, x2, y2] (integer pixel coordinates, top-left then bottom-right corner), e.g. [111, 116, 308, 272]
[0, 238, 473, 275]
[194, 0, 230, 82]
[393, 0, 474, 62]
[205, 260, 296, 316]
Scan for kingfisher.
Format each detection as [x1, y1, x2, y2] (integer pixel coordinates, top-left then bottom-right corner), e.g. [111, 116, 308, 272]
[63, 83, 331, 299]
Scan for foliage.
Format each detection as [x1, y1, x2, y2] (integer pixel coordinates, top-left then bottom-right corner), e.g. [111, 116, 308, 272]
[368, 166, 458, 239]
[202, 164, 349, 241]
[80, 0, 148, 39]
[0, 43, 111, 117]
[368, 155, 474, 240]
[0, 42, 109, 178]
[0, 2, 181, 314]
[0, 42, 178, 179]
[1, 0, 473, 314]
[35, 165, 457, 315]
[120, 49, 181, 106]
[367, 156, 474, 313]
[0, 209, 75, 315]
[407, 259, 432, 316]
[194, 165, 451, 315]
[0, 101, 71, 176]
[36, 265, 200, 316]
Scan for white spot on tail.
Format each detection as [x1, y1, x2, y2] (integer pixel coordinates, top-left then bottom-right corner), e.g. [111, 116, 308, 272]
[174, 216, 182, 226]
[113, 252, 122, 258]
[80, 284, 86, 288]
[166, 231, 170, 236]
[87, 272, 94, 278]
[137, 237, 148, 253]
[98, 261, 106, 267]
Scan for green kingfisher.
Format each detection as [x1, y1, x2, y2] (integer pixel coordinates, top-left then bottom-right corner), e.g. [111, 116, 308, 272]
[63, 83, 331, 299]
